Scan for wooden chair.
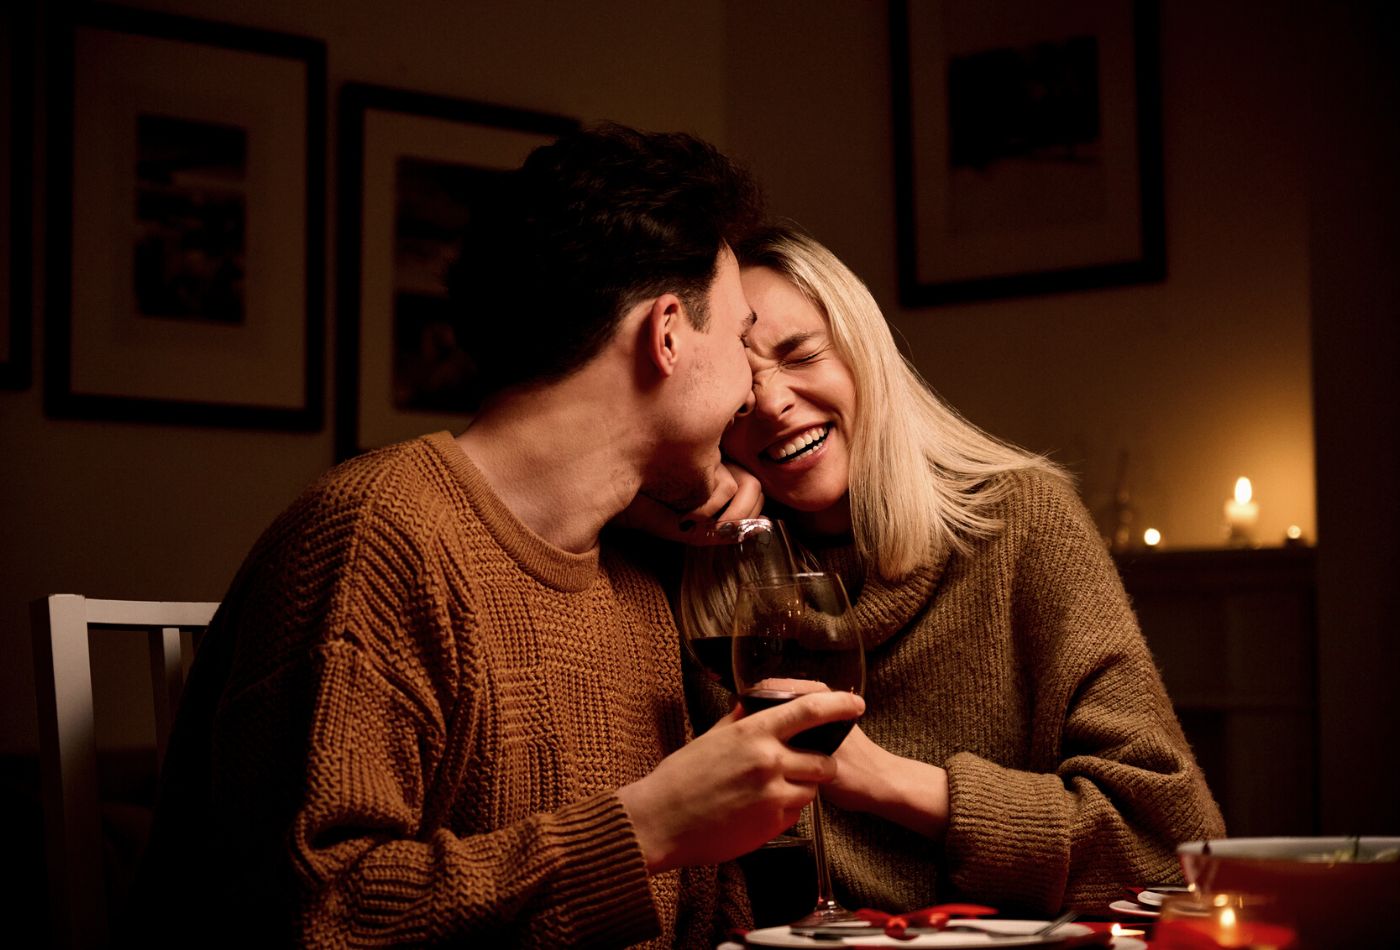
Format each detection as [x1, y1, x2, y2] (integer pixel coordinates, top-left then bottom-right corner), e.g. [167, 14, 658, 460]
[32, 594, 219, 950]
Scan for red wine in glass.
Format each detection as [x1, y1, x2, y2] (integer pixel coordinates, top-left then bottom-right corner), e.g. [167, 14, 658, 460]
[732, 571, 865, 926]
[738, 689, 857, 755]
[688, 635, 739, 693]
[679, 518, 797, 693]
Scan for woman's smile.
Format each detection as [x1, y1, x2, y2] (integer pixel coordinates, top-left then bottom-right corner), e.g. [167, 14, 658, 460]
[765, 423, 834, 464]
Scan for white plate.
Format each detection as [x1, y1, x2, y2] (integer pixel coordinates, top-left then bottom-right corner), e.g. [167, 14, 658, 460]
[1108, 899, 1159, 919]
[1135, 890, 1165, 907]
[745, 920, 1095, 947]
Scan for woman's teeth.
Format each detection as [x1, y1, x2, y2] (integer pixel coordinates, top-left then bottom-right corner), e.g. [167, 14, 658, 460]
[769, 425, 830, 463]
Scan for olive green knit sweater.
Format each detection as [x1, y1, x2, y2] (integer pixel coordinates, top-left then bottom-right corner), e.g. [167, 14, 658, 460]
[709, 470, 1225, 918]
[132, 431, 747, 948]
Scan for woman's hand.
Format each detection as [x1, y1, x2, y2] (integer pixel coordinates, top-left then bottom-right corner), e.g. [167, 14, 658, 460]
[612, 462, 765, 543]
[824, 725, 951, 842]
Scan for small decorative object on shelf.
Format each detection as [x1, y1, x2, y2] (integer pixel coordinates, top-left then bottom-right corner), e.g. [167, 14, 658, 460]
[1099, 450, 1139, 554]
[1223, 476, 1259, 547]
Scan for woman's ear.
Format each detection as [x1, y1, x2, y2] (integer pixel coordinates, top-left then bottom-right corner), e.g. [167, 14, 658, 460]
[642, 293, 685, 378]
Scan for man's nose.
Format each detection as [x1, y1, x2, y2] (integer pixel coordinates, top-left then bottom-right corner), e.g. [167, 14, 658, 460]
[735, 384, 756, 417]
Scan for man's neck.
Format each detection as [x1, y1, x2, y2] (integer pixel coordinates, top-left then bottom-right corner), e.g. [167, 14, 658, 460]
[453, 381, 645, 554]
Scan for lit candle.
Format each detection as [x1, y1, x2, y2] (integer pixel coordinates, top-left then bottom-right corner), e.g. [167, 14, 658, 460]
[1143, 527, 1162, 548]
[1224, 476, 1259, 546]
[1110, 923, 1146, 938]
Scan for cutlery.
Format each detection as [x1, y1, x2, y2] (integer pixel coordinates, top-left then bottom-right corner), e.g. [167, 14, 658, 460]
[791, 908, 1081, 941]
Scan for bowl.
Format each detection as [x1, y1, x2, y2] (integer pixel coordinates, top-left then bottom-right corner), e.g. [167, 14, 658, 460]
[1178, 836, 1400, 949]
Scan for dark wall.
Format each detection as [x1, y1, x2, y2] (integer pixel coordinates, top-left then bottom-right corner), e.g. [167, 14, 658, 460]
[1308, 1, 1400, 832]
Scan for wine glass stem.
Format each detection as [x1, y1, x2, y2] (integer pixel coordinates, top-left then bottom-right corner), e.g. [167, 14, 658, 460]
[810, 791, 842, 914]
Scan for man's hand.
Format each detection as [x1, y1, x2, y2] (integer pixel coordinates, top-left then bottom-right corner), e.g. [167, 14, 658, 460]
[613, 462, 765, 543]
[618, 690, 864, 872]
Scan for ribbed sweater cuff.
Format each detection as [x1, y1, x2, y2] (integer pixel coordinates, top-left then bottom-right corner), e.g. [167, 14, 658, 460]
[945, 752, 1070, 912]
[545, 792, 659, 946]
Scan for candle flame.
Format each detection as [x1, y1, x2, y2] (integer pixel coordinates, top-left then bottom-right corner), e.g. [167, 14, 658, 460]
[1233, 476, 1253, 505]
[1287, 524, 1302, 539]
[1110, 923, 1123, 937]
[1219, 906, 1238, 929]
[1143, 528, 1162, 547]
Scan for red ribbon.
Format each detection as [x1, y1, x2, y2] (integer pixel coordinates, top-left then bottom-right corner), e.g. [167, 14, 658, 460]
[853, 903, 998, 939]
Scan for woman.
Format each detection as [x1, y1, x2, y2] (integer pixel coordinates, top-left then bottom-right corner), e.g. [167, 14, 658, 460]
[684, 224, 1224, 917]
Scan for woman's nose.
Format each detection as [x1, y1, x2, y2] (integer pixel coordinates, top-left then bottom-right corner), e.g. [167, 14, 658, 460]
[751, 373, 794, 419]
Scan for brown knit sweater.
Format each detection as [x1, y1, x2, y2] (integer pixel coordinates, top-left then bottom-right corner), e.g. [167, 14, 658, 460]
[705, 470, 1224, 918]
[132, 432, 748, 948]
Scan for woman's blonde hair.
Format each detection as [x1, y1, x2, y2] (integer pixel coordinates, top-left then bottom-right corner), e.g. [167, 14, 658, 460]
[736, 224, 1066, 580]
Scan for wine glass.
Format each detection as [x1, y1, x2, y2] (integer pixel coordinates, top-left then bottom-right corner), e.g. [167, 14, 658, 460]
[678, 519, 810, 851]
[732, 571, 865, 927]
[678, 518, 798, 694]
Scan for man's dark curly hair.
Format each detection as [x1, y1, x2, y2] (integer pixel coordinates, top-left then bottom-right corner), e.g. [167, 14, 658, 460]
[448, 123, 763, 402]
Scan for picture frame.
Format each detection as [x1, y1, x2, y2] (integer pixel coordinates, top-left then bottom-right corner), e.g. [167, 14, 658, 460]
[890, 0, 1164, 306]
[1, 3, 33, 391]
[335, 83, 577, 459]
[45, 4, 326, 428]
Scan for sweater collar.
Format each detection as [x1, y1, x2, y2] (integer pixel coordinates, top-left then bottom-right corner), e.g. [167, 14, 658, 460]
[805, 537, 947, 650]
[425, 431, 601, 592]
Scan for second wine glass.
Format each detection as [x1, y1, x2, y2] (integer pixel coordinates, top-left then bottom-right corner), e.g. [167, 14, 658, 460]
[678, 517, 797, 692]
[732, 571, 865, 926]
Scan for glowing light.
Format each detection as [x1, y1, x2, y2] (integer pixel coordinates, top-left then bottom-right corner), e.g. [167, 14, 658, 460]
[1286, 524, 1303, 540]
[1225, 476, 1260, 546]
[1143, 528, 1162, 547]
[1234, 476, 1253, 505]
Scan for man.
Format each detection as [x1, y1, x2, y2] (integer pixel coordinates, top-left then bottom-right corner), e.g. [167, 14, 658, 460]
[130, 125, 862, 947]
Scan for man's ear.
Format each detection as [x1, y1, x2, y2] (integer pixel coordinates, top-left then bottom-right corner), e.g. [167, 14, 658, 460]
[642, 293, 685, 378]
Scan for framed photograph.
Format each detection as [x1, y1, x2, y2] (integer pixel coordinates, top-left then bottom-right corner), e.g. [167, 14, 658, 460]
[890, 0, 1164, 306]
[2, 3, 33, 391]
[45, 4, 326, 428]
[336, 83, 577, 459]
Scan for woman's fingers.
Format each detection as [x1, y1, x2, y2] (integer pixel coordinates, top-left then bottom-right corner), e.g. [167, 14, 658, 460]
[714, 464, 765, 522]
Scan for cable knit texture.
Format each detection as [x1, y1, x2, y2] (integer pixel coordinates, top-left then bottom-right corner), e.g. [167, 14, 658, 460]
[131, 431, 748, 948]
[703, 470, 1224, 917]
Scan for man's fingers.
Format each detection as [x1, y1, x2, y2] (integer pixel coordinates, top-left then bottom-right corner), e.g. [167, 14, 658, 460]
[748, 690, 865, 744]
[783, 751, 839, 784]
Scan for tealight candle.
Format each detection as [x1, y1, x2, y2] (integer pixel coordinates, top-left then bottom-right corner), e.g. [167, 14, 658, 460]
[1155, 891, 1296, 950]
[1110, 923, 1146, 938]
[1224, 476, 1259, 547]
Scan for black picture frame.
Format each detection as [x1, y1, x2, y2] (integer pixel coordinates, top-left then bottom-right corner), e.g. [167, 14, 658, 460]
[335, 83, 577, 460]
[1, 3, 33, 391]
[890, 0, 1164, 306]
[45, 4, 326, 428]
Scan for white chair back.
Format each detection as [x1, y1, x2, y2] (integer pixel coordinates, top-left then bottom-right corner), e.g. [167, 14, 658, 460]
[31, 594, 218, 950]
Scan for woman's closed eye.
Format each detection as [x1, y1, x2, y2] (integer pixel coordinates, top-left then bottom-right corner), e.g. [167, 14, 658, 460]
[784, 347, 827, 367]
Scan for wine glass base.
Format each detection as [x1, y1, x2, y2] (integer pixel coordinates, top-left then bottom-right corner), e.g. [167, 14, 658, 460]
[789, 901, 858, 927]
